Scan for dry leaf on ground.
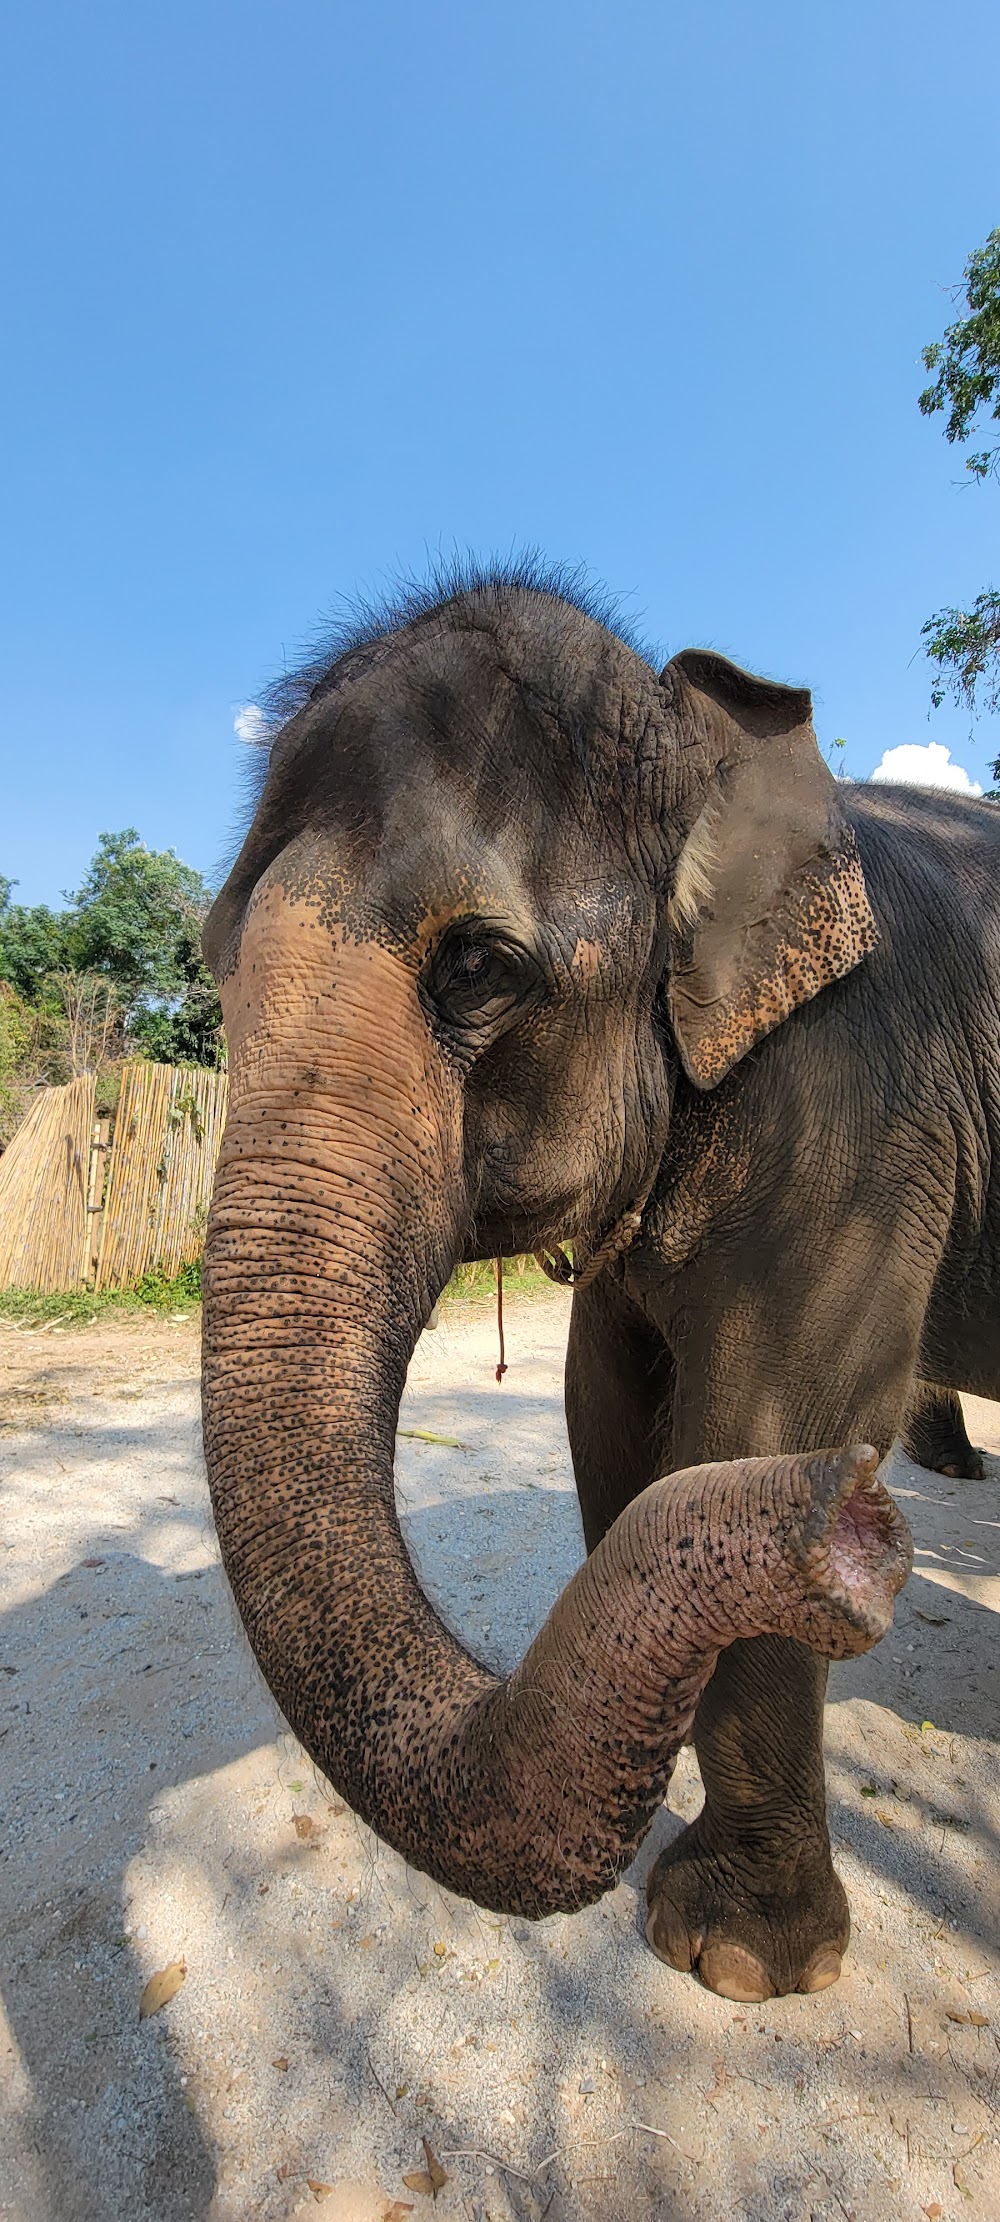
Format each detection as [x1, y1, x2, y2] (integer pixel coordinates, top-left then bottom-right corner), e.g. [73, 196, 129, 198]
[383, 2206, 416, 2221]
[307, 2182, 334, 2201]
[272, 2055, 289, 2072]
[294, 1814, 316, 1838]
[139, 1959, 186, 2019]
[402, 2139, 448, 2198]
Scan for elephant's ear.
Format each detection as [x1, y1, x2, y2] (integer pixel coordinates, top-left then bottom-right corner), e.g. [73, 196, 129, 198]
[662, 649, 878, 1089]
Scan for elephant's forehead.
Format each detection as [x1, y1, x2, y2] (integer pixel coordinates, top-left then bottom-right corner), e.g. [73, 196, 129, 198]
[269, 613, 661, 841]
[248, 822, 645, 966]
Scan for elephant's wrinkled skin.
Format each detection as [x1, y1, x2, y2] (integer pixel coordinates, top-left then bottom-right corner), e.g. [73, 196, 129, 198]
[202, 571, 995, 2004]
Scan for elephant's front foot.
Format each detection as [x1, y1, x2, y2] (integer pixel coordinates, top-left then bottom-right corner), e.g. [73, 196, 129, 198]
[644, 1818, 850, 2002]
[903, 1390, 985, 1481]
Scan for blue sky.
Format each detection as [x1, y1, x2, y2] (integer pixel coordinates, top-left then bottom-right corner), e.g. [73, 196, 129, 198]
[2, 0, 997, 906]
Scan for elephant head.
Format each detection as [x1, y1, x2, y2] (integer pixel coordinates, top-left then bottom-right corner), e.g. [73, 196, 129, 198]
[202, 572, 891, 1916]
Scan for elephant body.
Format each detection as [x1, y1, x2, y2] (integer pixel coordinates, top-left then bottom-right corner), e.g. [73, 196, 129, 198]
[566, 779, 999, 1993]
[202, 567, 990, 2006]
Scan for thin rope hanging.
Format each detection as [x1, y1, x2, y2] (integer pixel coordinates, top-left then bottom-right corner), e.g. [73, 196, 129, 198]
[494, 1257, 508, 1384]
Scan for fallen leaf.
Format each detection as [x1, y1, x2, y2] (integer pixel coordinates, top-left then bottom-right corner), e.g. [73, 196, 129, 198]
[915, 1610, 951, 1625]
[293, 1814, 316, 1838]
[423, 2141, 447, 2195]
[876, 1810, 895, 1828]
[272, 2056, 289, 2072]
[307, 2182, 334, 2201]
[432, 1941, 447, 1957]
[969, 2011, 989, 2027]
[288, 1780, 305, 1793]
[402, 2139, 447, 2199]
[139, 1959, 186, 2018]
[82, 1556, 106, 1568]
[859, 1782, 878, 1797]
[276, 2162, 294, 2182]
[923, 2205, 943, 2219]
[397, 1428, 466, 1449]
[946, 2011, 969, 2024]
[383, 2206, 415, 2221]
[953, 2161, 971, 2194]
[921, 1720, 937, 1734]
[395, 2084, 410, 2099]
[358, 1936, 374, 1950]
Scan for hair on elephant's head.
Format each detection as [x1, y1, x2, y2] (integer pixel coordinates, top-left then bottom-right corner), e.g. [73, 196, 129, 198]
[201, 562, 882, 1914]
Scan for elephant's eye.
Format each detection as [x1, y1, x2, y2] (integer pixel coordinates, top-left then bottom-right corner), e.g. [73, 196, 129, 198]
[423, 924, 537, 1034]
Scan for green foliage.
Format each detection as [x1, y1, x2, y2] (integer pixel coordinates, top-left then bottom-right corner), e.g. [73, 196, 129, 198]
[919, 227, 1000, 479]
[0, 886, 73, 1005]
[0, 983, 38, 1142]
[68, 829, 208, 1007]
[918, 226, 1000, 761]
[442, 1255, 561, 1303]
[0, 1261, 202, 1329]
[132, 1259, 202, 1305]
[0, 979, 68, 1143]
[921, 590, 1000, 717]
[0, 831, 224, 1086]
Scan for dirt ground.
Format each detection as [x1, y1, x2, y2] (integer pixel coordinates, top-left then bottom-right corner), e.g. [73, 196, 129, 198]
[1, 1292, 997, 2222]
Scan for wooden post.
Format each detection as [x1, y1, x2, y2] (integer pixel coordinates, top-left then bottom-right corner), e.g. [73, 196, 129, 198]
[86, 1116, 111, 1282]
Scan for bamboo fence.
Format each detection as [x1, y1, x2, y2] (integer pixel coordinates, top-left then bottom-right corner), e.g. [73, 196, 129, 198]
[0, 1076, 97, 1291]
[95, 1063, 228, 1287]
[0, 1063, 229, 1293]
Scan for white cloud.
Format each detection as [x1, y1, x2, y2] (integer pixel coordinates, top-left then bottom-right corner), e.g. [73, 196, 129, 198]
[233, 702, 269, 744]
[870, 741, 981, 796]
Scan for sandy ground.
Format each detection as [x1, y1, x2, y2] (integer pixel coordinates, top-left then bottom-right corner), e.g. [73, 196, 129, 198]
[0, 1290, 998, 2222]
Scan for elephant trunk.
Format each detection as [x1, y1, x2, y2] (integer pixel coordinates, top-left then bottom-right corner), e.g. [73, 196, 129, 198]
[203, 892, 911, 1916]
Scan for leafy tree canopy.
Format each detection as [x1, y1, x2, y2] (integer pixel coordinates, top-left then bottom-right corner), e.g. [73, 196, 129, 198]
[0, 831, 223, 1069]
[67, 829, 210, 1009]
[918, 226, 1000, 752]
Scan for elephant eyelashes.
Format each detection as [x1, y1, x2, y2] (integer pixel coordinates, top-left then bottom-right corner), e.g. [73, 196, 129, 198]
[422, 925, 538, 1036]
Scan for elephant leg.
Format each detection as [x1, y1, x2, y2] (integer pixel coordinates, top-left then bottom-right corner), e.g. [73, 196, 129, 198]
[645, 1638, 848, 1999]
[642, 1274, 919, 2002]
[564, 1270, 675, 1552]
[903, 1381, 984, 1480]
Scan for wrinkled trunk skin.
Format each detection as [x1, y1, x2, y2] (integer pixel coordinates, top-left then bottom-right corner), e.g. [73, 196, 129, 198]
[203, 887, 910, 1918]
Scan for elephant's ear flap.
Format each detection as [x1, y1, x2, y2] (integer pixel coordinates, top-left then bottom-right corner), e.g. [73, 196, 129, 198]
[663, 650, 879, 1089]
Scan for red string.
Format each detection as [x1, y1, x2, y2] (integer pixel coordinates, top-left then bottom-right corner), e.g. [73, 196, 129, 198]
[495, 1256, 507, 1384]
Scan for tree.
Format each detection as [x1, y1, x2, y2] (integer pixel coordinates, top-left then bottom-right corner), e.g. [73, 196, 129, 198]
[68, 829, 209, 1008]
[918, 226, 1000, 770]
[0, 880, 73, 1004]
[0, 832, 224, 1072]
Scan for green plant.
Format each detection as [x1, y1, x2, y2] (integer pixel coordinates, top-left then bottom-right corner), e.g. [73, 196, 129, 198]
[0, 1260, 203, 1328]
[918, 225, 1000, 756]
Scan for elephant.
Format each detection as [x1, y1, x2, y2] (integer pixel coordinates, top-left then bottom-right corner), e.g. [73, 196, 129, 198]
[202, 562, 999, 2006]
[903, 1381, 986, 1479]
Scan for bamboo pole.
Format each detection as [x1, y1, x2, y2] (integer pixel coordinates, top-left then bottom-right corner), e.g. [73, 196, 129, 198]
[0, 1077, 97, 1290]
